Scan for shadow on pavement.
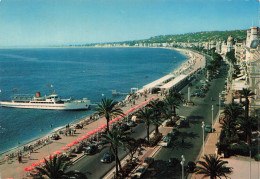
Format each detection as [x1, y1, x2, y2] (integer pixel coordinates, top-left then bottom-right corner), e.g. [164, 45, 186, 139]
[143, 159, 182, 178]
[188, 115, 204, 124]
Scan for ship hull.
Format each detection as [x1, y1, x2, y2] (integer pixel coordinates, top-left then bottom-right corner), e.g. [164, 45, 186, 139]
[0, 101, 90, 110]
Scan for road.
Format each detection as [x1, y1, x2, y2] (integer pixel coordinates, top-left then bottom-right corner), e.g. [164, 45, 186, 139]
[68, 123, 155, 179]
[68, 64, 228, 179]
[143, 64, 228, 178]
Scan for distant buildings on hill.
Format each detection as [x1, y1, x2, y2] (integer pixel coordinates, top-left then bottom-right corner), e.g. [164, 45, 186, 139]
[93, 27, 260, 115]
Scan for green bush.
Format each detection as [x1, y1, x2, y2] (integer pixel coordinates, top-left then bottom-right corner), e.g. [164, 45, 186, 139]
[149, 133, 163, 147]
[166, 121, 176, 127]
[229, 142, 249, 156]
[254, 154, 260, 161]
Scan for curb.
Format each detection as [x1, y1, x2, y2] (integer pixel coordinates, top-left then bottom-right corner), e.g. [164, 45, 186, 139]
[72, 153, 85, 164]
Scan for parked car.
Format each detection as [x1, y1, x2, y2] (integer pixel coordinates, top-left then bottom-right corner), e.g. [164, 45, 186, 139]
[161, 133, 173, 147]
[205, 125, 214, 133]
[84, 144, 98, 155]
[171, 128, 179, 136]
[143, 157, 154, 165]
[216, 102, 226, 107]
[127, 121, 136, 127]
[179, 117, 189, 128]
[120, 123, 130, 131]
[133, 166, 147, 178]
[100, 151, 115, 163]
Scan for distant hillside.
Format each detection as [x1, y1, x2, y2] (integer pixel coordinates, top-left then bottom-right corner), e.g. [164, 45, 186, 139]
[121, 30, 247, 45]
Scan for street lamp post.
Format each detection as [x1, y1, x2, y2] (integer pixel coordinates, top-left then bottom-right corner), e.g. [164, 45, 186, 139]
[219, 93, 221, 113]
[180, 155, 185, 179]
[202, 121, 205, 156]
[211, 105, 214, 133]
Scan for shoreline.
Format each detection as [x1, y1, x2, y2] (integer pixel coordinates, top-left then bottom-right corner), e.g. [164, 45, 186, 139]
[0, 47, 205, 157]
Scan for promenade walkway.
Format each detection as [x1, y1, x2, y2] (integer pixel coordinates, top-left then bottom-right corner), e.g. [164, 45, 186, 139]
[0, 93, 157, 179]
[0, 48, 206, 179]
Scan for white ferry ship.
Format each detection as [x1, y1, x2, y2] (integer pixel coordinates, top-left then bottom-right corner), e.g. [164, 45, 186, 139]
[0, 92, 91, 110]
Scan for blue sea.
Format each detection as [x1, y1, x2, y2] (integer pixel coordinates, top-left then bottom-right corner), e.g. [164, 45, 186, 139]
[0, 47, 186, 153]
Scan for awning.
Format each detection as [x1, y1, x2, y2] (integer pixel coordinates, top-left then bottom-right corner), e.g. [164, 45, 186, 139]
[139, 74, 175, 92]
[160, 75, 188, 90]
[232, 81, 249, 90]
[234, 75, 246, 81]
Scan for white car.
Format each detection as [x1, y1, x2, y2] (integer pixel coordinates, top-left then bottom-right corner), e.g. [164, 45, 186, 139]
[133, 166, 148, 178]
[161, 134, 172, 147]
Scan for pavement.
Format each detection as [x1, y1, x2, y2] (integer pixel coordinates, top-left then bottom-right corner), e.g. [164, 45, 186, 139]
[135, 61, 234, 179]
[190, 68, 260, 179]
[0, 48, 206, 179]
[0, 92, 157, 179]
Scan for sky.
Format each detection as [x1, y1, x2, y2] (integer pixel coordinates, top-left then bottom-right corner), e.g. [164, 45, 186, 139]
[0, 0, 259, 47]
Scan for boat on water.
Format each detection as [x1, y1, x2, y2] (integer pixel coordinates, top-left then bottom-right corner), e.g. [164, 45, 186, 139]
[0, 92, 91, 110]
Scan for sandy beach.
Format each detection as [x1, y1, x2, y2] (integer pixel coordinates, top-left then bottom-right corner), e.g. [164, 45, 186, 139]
[0, 47, 206, 179]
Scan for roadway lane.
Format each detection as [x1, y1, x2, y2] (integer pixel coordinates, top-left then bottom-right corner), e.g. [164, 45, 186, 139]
[68, 123, 155, 179]
[143, 64, 228, 178]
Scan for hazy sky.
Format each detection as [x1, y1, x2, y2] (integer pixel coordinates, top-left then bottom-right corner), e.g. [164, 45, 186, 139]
[0, 0, 259, 47]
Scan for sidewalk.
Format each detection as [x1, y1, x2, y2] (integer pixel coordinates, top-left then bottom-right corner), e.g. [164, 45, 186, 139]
[190, 82, 260, 179]
[0, 93, 156, 179]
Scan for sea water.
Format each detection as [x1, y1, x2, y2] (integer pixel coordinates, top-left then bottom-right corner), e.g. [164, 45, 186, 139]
[0, 47, 187, 153]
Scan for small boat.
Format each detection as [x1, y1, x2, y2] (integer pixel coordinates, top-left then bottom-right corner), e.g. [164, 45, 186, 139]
[0, 92, 91, 110]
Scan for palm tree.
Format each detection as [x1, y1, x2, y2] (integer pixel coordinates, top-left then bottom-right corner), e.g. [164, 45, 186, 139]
[239, 88, 255, 121]
[36, 155, 87, 179]
[223, 102, 243, 122]
[237, 116, 258, 145]
[168, 88, 183, 103]
[164, 96, 180, 121]
[219, 117, 237, 140]
[147, 100, 165, 134]
[102, 127, 128, 178]
[195, 154, 232, 179]
[95, 98, 123, 133]
[136, 108, 153, 143]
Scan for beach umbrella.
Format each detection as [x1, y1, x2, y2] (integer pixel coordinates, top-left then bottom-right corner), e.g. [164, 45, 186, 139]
[111, 119, 116, 123]
[40, 159, 46, 163]
[128, 108, 135, 113]
[66, 143, 74, 147]
[83, 135, 89, 139]
[46, 155, 54, 160]
[61, 147, 69, 150]
[87, 131, 94, 135]
[73, 141, 79, 144]
[77, 137, 84, 141]
[54, 151, 62, 155]
[25, 166, 34, 171]
[93, 129, 98, 133]
[115, 116, 121, 120]
[32, 162, 41, 167]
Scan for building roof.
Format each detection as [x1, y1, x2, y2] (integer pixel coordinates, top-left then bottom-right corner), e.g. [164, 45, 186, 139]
[139, 74, 175, 92]
[160, 75, 188, 89]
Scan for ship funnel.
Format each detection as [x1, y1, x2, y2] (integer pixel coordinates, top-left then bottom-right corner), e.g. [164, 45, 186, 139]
[36, 92, 41, 98]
